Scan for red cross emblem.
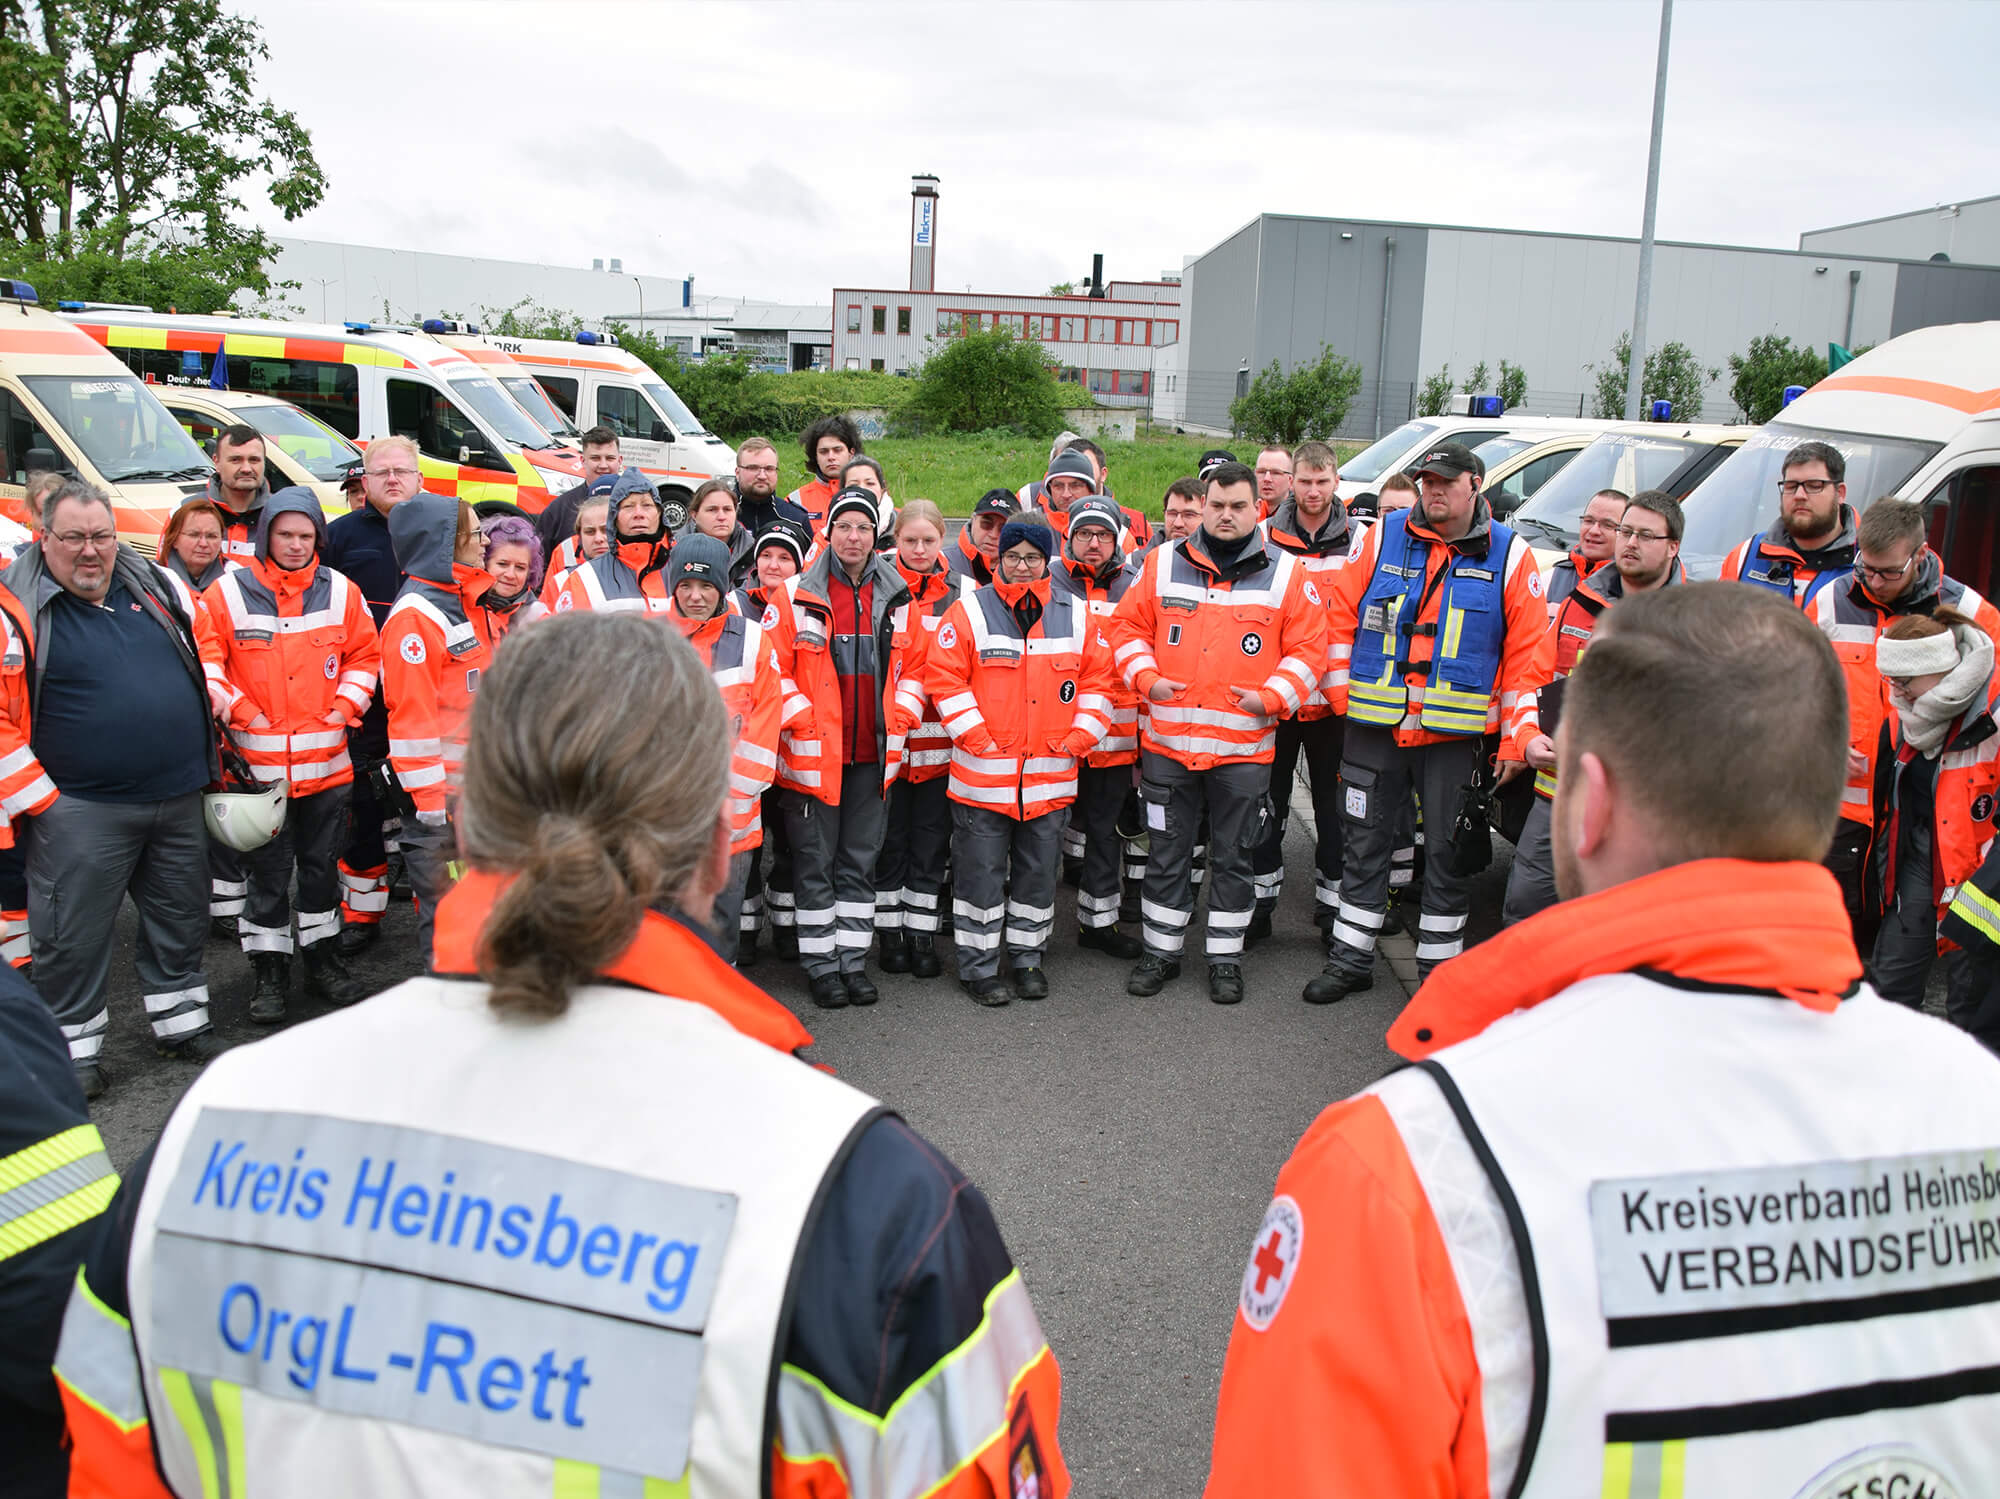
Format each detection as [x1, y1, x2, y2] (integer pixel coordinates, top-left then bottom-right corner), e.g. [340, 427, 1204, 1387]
[1239, 1194, 1303, 1332]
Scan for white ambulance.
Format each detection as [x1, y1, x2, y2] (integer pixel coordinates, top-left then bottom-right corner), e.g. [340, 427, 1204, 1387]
[65, 309, 585, 515]
[0, 280, 217, 541]
[1676, 323, 2000, 598]
[483, 331, 734, 517]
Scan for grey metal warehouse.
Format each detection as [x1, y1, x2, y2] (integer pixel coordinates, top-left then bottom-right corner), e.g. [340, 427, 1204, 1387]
[1177, 212, 2000, 437]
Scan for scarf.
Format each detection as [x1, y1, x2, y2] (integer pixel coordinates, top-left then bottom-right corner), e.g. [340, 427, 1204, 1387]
[1897, 622, 1994, 757]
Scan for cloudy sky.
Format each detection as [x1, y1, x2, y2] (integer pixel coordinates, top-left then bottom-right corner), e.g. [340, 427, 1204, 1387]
[242, 0, 2000, 303]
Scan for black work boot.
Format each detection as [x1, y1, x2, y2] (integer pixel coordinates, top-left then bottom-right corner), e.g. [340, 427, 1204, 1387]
[210, 915, 239, 941]
[772, 924, 800, 962]
[844, 971, 880, 1007]
[335, 921, 379, 958]
[248, 952, 291, 1024]
[961, 976, 1011, 1007]
[302, 942, 367, 1009]
[159, 1029, 230, 1063]
[1079, 925, 1143, 960]
[808, 973, 848, 1009]
[1303, 961, 1372, 1005]
[1126, 955, 1182, 996]
[74, 1061, 108, 1101]
[877, 930, 911, 974]
[1011, 965, 1049, 1001]
[1246, 908, 1274, 945]
[908, 934, 943, 978]
[1208, 963, 1245, 1005]
[735, 930, 760, 968]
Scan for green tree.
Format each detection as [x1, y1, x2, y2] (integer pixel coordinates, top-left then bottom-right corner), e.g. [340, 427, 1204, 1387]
[0, 0, 324, 310]
[1727, 334, 1830, 424]
[1497, 359, 1528, 411]
[478, 298, 577, 340]
[906, 329, 1064, 436]
[1046, 280, 1077, 297]
[1589, 333, 1721, 421]
[1417, 365, 1453, 417]
[1462, 359, 1491, 394]
[1229, 344, 1364, 444]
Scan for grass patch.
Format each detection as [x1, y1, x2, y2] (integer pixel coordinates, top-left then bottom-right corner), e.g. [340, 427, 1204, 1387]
[766, 433, 1368, 517]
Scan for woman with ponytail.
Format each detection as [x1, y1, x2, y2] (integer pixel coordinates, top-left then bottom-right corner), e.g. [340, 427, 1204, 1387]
[58, 609, 1072, 1499]
[1871, 607, 2000, 1051]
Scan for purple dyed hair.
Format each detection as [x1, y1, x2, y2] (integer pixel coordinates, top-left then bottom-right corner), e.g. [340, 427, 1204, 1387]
[481, 513, 546, 593]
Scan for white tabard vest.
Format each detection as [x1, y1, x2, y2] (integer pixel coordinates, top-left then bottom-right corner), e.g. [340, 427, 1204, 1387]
[122, 975, 879, 1499]
[1371, 975, 2000, 1499]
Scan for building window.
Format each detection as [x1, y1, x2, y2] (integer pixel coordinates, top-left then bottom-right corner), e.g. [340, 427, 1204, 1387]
[1089, 318, 1112, 343]
[937, 310, 963, 336]
[871, 306, 886, 334]
[1154, 320, 1179, 346]
[846, 305, 861, 333]
[1116, 319, 1146, 344]
[1060, 316, 1082, 342]
[1055, 366, 1083, 384]
[845, 356, 861, 370]
[870, 358, 885, 371]
[897, 307, 911, 335]
[996, 313, 1026, 338]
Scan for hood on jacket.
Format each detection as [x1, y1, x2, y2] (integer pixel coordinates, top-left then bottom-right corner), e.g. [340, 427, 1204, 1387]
[389, 492, 461, 586]
[253, 486, 327, 567]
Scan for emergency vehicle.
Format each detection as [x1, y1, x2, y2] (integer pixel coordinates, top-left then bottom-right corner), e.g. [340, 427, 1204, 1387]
[154, 386, 362, 516]
[418, 320, 582, 452]
[1336, 403, 1617, 508]
[1468, 425, 1607, 518]
[1509, 420, 1758, 567]
[480, 330, 734, 527]
[1676, 322, 2000, 599]
[0, 280, 217, 540]
[64, 309, 585, 514]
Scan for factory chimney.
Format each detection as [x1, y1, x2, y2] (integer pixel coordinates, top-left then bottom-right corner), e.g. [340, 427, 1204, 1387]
[910, 174, 940, 292]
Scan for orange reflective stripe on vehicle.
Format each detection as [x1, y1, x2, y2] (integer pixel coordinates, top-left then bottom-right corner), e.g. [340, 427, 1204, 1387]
[1813, 373, 2000, 416]
[0, 324, 111, 358]
[77, 323, 417, 371]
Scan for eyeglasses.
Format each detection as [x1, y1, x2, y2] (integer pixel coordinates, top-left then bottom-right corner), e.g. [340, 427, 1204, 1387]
[1253, 466, 1291, 478]
[1856, 555, 1916, 583]
[737, 462, 778, 474]
[50, 530, 117, 550]
[1577, 514, 1620, 532]
[1614, 525, 1670, 544]
[366, 466, 420, 480]
[1778, 478, 1835, 497]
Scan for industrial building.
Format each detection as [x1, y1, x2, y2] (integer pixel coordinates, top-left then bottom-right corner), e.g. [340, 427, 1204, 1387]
[263, 237, 833, 369]
[1177, 212, 2000, 436]
[1802, 196, 2000, 267]
[830, 176, 1183, 409]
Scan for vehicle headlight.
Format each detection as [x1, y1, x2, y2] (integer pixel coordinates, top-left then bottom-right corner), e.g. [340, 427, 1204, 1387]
[533, 467, 583, 495]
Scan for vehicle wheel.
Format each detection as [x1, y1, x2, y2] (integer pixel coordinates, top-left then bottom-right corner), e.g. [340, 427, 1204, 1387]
[660, 488, 691, 533]
[473, 499, 530, 522]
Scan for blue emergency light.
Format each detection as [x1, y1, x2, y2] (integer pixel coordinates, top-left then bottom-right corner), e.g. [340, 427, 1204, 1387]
[1, 280, 39, 305]
[575, 330, 620, 347]
[344, 321, 373, 334]
[57, 300, 85, 311]
[421, 318, 481, 335]
[1782, 384, 1807, 408]
[1468, 394, 1504, 418]
[1649, 400, 1674, 421]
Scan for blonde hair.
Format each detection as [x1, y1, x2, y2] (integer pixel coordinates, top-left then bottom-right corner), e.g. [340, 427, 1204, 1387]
[365, 434, 421, 472]
[457, 613, 731, 1019]
[894, 499, 944, 537]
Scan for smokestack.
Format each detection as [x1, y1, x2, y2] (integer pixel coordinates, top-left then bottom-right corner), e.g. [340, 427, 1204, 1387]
[1090, 253, 1105, 298]
[609, 257, 622, 274]
[910, 174, 940, 293]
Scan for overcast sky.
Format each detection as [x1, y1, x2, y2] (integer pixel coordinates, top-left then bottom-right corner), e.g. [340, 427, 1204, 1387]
[241, 0, 2000, 304]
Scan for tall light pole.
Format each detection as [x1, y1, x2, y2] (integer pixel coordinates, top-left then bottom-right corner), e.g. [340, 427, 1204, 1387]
[1625, 0, 1673, 421]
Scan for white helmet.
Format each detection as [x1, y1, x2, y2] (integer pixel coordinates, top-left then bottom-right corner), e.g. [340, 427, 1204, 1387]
[204, 758, 288, 852]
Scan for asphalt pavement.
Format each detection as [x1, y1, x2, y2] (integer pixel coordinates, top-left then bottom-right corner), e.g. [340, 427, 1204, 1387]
[85, 785, 1514, 1496]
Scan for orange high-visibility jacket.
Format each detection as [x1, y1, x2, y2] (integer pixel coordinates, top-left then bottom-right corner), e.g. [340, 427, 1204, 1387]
[204, 559, 380, 796]
[382, 564, 497, 815]
[1327, 510, 1546, 760]
[1110, 535, 1328, 769]
[762, 551, 916, 804]
[925, 580, 1116, 821]
[1812, 552, 2000, 828]
[1206, 860, 1893, 1499]
[0, 584, 57, 847]
[674, 602, 783, 854]
[1263, 499, 1356, 722]
[887, 561, 973, 784]
[1052, 556, 1141, 766]
[1880, 690, 2000, 936]
[1719, 504, 1858, 607]
[552, 538, 673, 616]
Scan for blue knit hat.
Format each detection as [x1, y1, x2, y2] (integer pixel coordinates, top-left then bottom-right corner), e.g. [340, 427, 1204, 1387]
[998, 516, 1054, 561]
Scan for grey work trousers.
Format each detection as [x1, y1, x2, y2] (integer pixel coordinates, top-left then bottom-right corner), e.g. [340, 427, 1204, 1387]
[240, 786, 348, 956]
[876, 776, 952, 935]
[1253, 715, 1346, 923]
[1872, 813, 1937, 1010]
[1329, 725, 1480, 981]
[27, 791, 210, 1060]
[399, 811, 458, 972]
[741, 792, 792, 938]
[1073, 762, 1136, 930]
[1138, 750, 1269, 964]
[209, 841, 246, 920]
[1501, 795, 1559, 927]
[951, 801, 1062, 981]
[782, 771, 887, 979]
[710, 850, 752, 951]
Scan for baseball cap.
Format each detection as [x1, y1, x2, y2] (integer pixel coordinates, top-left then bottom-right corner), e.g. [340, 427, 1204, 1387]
[1408, 442, 1485, 481]
[585, 472, 620, 497]
[1198, 448, 1240, 480]
[973, 488, 1019, 519]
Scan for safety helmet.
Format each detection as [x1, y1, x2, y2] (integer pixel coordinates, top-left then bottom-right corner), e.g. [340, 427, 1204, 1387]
[204, 746, 287, 852]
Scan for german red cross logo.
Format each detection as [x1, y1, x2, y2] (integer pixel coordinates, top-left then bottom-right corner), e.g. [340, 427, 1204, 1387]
[1239, 1194, 1303, 1331]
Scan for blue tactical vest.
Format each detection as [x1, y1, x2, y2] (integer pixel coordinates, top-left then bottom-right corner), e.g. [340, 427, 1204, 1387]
[1347, 509, 1511, 736]
[1737, 529, 1852, 608]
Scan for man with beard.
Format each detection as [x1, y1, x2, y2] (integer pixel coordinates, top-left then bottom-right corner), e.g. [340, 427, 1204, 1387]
[1503, 490, 1684, 925]
[1720, 440, 1858, 606]
[1810, 497, 2000, 946]
[947, 489, 1016, 586]
[732, 436, 810, 534]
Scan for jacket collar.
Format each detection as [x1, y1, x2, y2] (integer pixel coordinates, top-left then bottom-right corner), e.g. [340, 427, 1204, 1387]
[953, 529, 993, 582]
[1387, 858, 1861, 1060]
[434, 871, 815, 1055]
[1581, 556, 1685, 606]
[1405, 498, 1493, 559]
[253, 555, 319, 597]
[798, 546, 903, 613]
[1179, 531, 1270, 584]
[1267, 496, 1352, 555]
[1846, 546, 1943, 616]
